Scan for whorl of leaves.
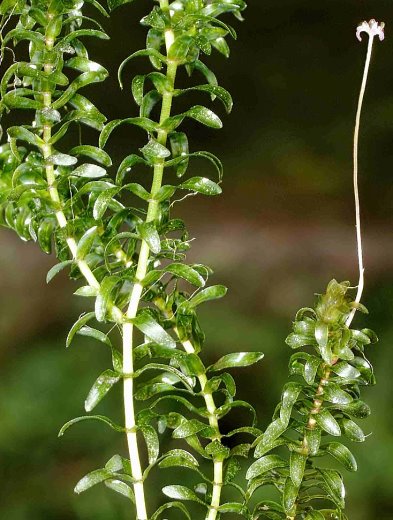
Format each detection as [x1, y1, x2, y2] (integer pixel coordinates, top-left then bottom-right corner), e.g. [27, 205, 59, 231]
[246, 280, 377, 520]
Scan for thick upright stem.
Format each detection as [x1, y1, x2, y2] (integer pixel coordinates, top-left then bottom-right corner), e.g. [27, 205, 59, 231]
[41, 20, 105, 299]
[121, 33, 177, 516]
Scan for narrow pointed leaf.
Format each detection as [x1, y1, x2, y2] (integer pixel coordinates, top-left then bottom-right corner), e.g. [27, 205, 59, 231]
[164, 263, 205, 287]
[74, 469, 113, 494]
[66, 312, 96, 348]
[59, 415, 124, 436]
[188, 285, 227, 308]
[180, 176, 221, 196]
[46, 260, 73, 283]
[319, 469, 346, 509]
[132, 312, 176, 348]
[162, 485, 204, 503]
[138, 221, 161, 254]
[315, 408, 341, 436]
[246, 455, 287, 480]
[85, 369, 121, 412]
[210, 352, 264, 372]
[105, 479, 135, 502]
[325, 442, 357, 471]
[290, 452, 306, 487]
[72, 163, 107, 178]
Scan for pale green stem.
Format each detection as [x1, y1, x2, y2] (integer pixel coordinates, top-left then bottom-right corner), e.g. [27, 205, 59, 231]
[177, 336, 223, 520]
[41, 28, 109, 302]
[121, 10, 177, 513]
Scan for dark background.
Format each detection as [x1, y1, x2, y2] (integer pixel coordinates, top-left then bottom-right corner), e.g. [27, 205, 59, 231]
[1, 0, 393, 518]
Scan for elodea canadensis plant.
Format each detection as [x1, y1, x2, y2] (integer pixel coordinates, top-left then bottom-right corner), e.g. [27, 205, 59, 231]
[0, 1, 384, 519]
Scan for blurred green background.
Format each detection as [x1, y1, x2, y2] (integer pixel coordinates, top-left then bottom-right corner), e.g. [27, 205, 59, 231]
[1, 0, 393, 518]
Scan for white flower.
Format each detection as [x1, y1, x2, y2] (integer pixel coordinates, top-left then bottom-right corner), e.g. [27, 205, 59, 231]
[356, 19, 385, 42]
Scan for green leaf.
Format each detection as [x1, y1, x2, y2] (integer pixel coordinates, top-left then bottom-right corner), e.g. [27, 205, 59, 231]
[93, 187, 121, 220]
[154, 185, 176, 202]
[351, 329, 371, 345]
[48, 153, 78, 166]
[194, 60, 218, 87]
[74, 469, 113, 494]
[180, 85, 233, 113]
[59, 415, 124, 436]
[73, 163, 107, 178]
[7, 126, 43, 147]
[315, 321, 334, 363]
[69, 145, 112, 167]
[280, 382, 302, 426]
[123, 183, 151, 201]
[173, 419, 210, 439]
[290, 452, 306, 487]
[104, 479, 135, 502]
[304, 427, 321, 456]
[254, 419, 287, 457]
[224, 457, 242, 483]
[332, 361, 361, 380]
[159, 449, 199, 470]
[218, 503, 248, 515]
[210, 352, 264, 372]
[76, 226, 98, 260]
[140, 424, 159, 464]
[118, 49, 167, 88]
[107, 0, 134, 10]
[323, 383, 353, 405]
[187, 105, 223, 129]
[117, 155, 148, 184]
[77, 326, 112, 346]
[205, 439, 230, 461]
[132, 311, 176, 348]
[140, 139, 171, 162]
[99, 118, 157, 148]
[66, 312, 96, 348]
[168, 35, 194, 62]
[319, 469, 345, 509]
[151, 502, 191, 520]
[315, 408, 341, 437]
[188, 285, 227, 308]
[285, 333, 314, 349]
[169, 132, 189, 176]
[253, 501, 284, 519]
[52, 71, 108, 110]
[164, 263, 205, 287]
[325, 442, 357, 471]
[360, 328, 378, 344]
[46, 260, 73, 283]
[179, 176, 221, 196]
[138, 221, 161, 254]
[282, 477, 299, 514]
[341, 418, 365, 442]
[246, 455, 287, 481]
[85, 369, 121, 412]
[337, 400, 371, 419]
[162, 485, 204, 503]
[304, 356, 321, 384]
[95, 275, 120, 322]
[105, 454, 131, 473]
